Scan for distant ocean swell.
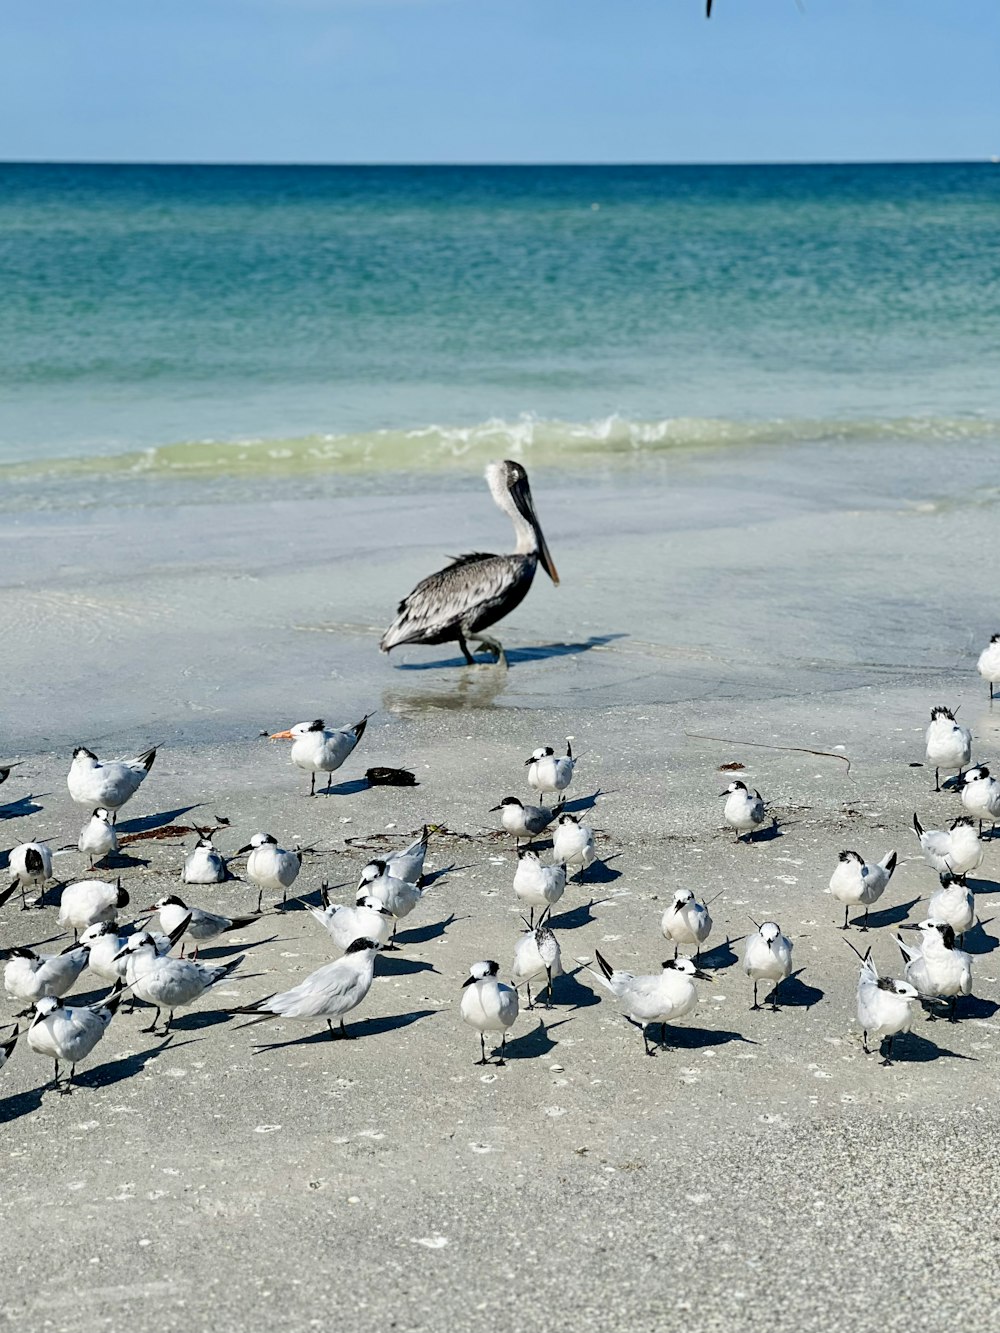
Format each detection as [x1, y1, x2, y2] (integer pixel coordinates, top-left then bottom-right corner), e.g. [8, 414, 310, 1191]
[4, 414, 998, 483]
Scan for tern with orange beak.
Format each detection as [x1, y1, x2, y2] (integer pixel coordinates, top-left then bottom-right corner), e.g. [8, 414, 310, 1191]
[269, 716, 371, 796]
[380, 459, 559, 667]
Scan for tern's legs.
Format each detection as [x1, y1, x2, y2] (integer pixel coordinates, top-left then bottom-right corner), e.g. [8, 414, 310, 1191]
[934, 767, 940, 793]
[861, 906, 870, 932]
[862, 1029, 871, 1054]
[546, 967, 553, 1007]
[948, 995, 959, 1023]
[309, 772, 316, 797]
[841, 905, 850, 931]
[626, 1016, 655, 1056]
[475, 1033, 488, 1065]
[140, 1007, 162, 1034]
[879, 1035, 894, 1066]
[525, 981, 533, 1010]
[496, 1032, 507, 1067]
[750, 980, 761, 1011]
[769, 981, 781, 1012]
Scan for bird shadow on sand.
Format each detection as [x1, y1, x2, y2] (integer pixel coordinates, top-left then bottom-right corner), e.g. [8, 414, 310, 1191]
[962, 919, 997, 955]
[770, 971, 823, 1009]
[279, 883, 351, 914]
[572, 856, 623, 886]
[0, 1037, 187, 1122]
[560, 789, 606, 815]
[193, 934, 282, 960]
[394, 634, 627, 672]
[316, 779, 371, 798]
[849, 897, 922, 931]
[81, 1035, 200, 1087]
[949, 994, 1000, 1020]
[745, 821, 783, 844]
[694, 936, 744, 972]
[548, 967, 602, 1010]
[421, 864, 462, 888]
[967, 875, 1000, 896]
[503, 1016, 573, 1060]
[249, 1008, 437, 1053]
[376, 954, 439, 977]
[395, 913, 461, 946]
[889, 1030, 976, 1064]
[98, 850, 153, 870]
[159, 1008, 237, 1034]
[0, 794, 47, 821]
[659, 1025, 755, 1051]
[546, 897, 614, 930]
[116, 805, 203, 835]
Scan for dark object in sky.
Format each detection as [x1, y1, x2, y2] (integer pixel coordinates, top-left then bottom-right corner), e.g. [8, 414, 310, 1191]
[366, 766, 418, 787]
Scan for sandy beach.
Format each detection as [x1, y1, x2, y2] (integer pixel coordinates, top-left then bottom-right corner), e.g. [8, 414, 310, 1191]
[3, 434, 1000, 1331]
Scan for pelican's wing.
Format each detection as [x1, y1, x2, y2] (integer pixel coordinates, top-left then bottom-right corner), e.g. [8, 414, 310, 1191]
[381, 553, 518, 650]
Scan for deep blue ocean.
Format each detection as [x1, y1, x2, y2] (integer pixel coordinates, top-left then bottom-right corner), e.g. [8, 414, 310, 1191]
[1, 162, 998, 483]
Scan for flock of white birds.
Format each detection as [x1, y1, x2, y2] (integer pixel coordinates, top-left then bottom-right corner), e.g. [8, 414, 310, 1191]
[2, 634, 1000, 1090]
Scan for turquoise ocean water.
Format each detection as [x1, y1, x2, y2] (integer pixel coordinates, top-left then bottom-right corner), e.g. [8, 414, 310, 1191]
[1, 162, 998, 501]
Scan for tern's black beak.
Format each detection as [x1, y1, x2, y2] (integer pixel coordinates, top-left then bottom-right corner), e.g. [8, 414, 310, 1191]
[235, 844, 253, 855]
[489, 804, 503, 812]
[694, 969, 714, 982]
[462, 974, 477, 987]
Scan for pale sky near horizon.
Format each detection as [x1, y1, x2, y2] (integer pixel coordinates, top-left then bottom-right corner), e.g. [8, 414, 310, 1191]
[1, 0, 997, 165]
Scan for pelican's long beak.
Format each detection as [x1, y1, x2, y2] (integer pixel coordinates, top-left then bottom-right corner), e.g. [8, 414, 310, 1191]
[510, 472, 559, 585]
[269, 730, 294, 740]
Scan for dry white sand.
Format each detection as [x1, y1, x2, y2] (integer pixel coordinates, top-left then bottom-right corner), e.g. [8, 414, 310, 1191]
[2, 438, 999, 1331]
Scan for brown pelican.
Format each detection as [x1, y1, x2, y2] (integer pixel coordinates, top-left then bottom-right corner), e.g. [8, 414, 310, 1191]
[380, 460, 559, 667]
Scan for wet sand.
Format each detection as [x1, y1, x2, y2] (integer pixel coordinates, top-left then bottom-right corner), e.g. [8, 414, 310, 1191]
[2, 437, 999, 1332]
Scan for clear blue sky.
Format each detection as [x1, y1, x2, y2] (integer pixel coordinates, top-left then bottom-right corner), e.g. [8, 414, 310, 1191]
[1, 0, 997, 164]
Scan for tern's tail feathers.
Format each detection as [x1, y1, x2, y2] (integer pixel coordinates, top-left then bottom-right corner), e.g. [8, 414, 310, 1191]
[351, 715, 371, 743]
[134, 747, 157, 774]
[895, 934, 919, 965]
[206, 954, 245, 987]
[881, 850, 898, 878]
[593, 949, 614, 981]
[97, 978, 127, 1017]
[225, 913, 266, 933]
[232, 994, 277, 1023]
[913, 813, 924, 840]
[0, 883, 16, 910]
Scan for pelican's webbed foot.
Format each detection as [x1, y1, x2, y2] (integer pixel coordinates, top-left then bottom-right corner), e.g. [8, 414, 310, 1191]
[472, 634, 507, 668]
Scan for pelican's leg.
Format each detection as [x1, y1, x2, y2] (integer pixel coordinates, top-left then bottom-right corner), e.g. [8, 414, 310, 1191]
[472, 633, 507, 668]
[456, 632, 476, 666]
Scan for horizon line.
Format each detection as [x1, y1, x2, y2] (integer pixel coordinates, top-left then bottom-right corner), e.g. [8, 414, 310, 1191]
[0, 157, 994, 169]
